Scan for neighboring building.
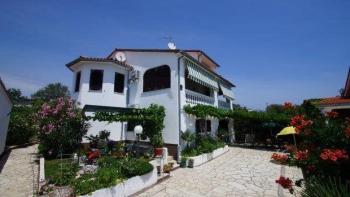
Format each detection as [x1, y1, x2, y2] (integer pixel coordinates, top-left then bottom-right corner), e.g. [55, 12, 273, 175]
[66, 48, 235, 157]
[312, 68, 350, 117]
[0, 77, 12, 155]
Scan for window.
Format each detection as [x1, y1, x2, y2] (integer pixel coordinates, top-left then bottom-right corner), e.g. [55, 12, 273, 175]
[74, 71, 81, 92]
[143, 65, 170, 92]
[89, 70, 103, 91]
[206, 120, 211, 132]
[195, 119, 211, 133]
[114, 72, 125, 93]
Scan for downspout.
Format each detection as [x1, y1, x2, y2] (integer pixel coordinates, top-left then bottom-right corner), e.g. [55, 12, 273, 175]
[124, 68, 130, 141]
[177, 53, 184, 162]
[126, 68, 130, 107]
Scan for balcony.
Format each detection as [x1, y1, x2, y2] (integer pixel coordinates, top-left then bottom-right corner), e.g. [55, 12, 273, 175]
[218, 100, 231, 109]
[185, 89, 215, 106]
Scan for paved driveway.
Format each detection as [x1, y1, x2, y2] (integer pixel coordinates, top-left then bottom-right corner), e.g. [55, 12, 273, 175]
[0, 144, 38, 197]
[137, 147, 302, 197]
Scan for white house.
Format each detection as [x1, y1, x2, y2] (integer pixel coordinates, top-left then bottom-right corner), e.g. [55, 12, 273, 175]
[66, 48, 235, 157]
[0, 78, 12, 155]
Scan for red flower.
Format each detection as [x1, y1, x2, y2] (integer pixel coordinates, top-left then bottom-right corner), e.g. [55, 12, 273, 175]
[326, 111, 338, 118]
[271, 153, 289, 163]
[290, 115, 313, 134]
[320, 149, 348, 162]
[295, 150, 309, 161]
[276, 176, 293, 189]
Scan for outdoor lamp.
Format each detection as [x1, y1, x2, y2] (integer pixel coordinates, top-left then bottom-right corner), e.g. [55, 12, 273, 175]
[134, 125, 143, 135]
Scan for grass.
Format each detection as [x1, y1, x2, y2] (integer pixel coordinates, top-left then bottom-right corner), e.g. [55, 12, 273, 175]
[45, 158, 79, 186]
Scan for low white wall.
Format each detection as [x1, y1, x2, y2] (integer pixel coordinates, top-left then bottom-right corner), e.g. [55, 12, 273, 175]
[81, 162, 157, 197]
[188, 145, 229, 167]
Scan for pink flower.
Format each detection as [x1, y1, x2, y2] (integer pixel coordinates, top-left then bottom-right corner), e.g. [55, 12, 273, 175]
[67, 112, 76, 118]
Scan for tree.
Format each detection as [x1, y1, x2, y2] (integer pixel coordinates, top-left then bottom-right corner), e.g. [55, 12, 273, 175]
[266, 104, 285, 114]
[7, 88, 29, 104]
[31, 83, 70, 101]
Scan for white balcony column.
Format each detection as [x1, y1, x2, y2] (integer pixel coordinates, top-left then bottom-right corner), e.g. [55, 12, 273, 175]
[229, 99, 233, 110]
[213, 90, 218, 107]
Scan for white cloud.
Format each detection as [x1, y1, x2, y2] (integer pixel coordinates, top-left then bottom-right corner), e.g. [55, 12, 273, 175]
[0, 72, 45, 96]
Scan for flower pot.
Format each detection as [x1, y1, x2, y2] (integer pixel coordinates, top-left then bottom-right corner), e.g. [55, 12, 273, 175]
[154, 147, 163, 156]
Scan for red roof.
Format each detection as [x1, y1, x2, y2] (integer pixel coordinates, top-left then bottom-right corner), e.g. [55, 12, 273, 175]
[66, 56, 132, 71]
[319, 97, 350, 105]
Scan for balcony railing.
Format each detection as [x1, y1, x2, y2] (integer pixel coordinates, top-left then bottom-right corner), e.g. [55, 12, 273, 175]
[185, 89, 215, 106]
[218, 100, 231, 109]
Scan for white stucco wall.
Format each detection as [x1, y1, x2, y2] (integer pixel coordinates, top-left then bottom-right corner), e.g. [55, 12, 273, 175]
[70, 62, 128, 142]
[123, 51, 181, 145]
[0, 84, 12, 155]
[71, 62, 128, 108]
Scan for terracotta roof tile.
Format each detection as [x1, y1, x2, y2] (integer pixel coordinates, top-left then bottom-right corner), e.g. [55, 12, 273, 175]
[319, 97, 350, 105]
[66, 56, 132, 71]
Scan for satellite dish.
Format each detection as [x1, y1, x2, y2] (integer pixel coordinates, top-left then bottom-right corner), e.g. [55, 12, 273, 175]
[168, 42, 176, 50]
[114, 52, 126, 62]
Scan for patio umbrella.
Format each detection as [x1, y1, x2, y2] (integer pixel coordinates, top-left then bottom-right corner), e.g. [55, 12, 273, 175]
[276, 126, 297, 145]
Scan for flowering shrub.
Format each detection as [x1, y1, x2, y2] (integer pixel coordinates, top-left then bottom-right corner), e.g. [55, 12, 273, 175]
[276, 176, 294, 193]
[37, 97, 89, 158]
[320, 149, 348, 162]
[271, 153, 289, 163]
[273, 103, 350, 194]
[295, 150, 309, 161]
[290, 115, 313, 134]
[283, 102, 293, 110]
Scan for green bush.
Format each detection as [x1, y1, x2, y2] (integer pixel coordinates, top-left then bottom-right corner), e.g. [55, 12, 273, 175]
[121, 158, 154, 178]
[181, 146, 198, 157]
[73, 157, 153, 195]
[182, 135, 225, 157]
[73, 174, 98, 195]
[301, 177, 350, 197]
[6, 106, 37, 145]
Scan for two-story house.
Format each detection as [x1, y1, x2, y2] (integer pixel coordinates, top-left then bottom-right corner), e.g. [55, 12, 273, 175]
[66, 48, 235, 157]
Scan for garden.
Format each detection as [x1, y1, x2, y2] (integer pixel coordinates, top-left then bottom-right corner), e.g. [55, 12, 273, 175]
[185, 102, 350, 196]
[269, 102, 350, 196]
[36, 98, 165, 196]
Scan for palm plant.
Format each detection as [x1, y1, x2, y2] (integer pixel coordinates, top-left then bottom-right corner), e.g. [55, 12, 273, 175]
[181, 130, 195, 148]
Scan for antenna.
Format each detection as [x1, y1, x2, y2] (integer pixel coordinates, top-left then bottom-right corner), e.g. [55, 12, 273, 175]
[162, 35, 176, 50]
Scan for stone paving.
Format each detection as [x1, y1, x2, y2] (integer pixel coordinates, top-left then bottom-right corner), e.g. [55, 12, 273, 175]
[0, 144, 39, 197]
[137, 147, 302, 197]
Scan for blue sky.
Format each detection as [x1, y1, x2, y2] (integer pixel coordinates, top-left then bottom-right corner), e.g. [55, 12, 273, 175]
[0, 0, 349, 110]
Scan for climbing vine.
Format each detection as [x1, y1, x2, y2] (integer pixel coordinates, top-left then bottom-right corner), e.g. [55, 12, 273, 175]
[184, 104, 291, 143]
[88, 104, 165, 147]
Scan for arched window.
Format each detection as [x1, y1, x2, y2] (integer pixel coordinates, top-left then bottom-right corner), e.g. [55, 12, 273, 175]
[143, 65, 171, 92]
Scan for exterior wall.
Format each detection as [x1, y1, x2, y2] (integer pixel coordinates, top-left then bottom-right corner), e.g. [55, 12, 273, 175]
[68, 51, 234, 148]
[122, 51, 180, 145]
[71, 62, 128, 108]
[319, 105, 350, 113]
[0, 85, 12, 155]
[70, 62, 128, 142]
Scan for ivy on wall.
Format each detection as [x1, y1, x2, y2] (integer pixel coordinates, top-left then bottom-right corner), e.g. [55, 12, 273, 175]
[88, 104, 165, 147]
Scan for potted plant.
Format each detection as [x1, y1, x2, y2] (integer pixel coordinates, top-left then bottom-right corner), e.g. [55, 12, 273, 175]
[152, 134, 164, 157]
